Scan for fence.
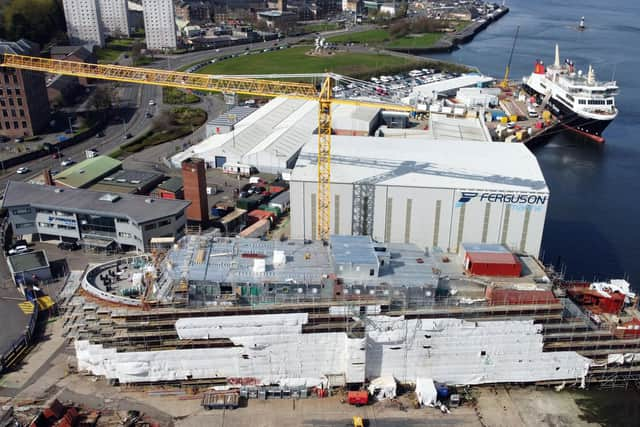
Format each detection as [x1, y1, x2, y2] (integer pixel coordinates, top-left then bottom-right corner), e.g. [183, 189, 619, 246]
[0, 297, 39, 374]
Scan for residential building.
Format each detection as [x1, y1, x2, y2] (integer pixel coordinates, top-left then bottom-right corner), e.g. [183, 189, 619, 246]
[50, 45, 97, 86]
[62, 0, 105, 47]
[1, 181, 191, 252]
[142, 0, 178, 50]
[0, 39, 50, 138]
[175, 1, 212, 25]
[97, 0, 131, 37]
[256, 10, 297, 31]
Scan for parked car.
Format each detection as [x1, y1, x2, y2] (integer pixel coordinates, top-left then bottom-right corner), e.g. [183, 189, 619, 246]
[12, 240, 27, 248]
[61, 159, 75, 167]
[57, 241, 80, 251]
[96, 131, 105, 138]
[148, 99, 156, 106]
[8, 245, 30, 255]
[123, 133, 133, 139]
[16, 167, 30, 174]
[14, 137, 24, 143]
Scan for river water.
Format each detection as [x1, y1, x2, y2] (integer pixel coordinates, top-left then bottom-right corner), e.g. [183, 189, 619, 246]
[428, 0, 640, 285]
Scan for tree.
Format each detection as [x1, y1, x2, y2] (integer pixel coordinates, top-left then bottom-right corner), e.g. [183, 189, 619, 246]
[2, 0, 66, 45]
[389, 20, 409, 39]
[90, 85, 115, 113]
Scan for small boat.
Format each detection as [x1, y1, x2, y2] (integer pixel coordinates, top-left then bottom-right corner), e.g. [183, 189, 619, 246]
[578, 16, 585, 31]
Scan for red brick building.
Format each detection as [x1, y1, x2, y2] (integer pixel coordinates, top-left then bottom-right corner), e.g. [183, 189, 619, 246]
[0, 39, 50, 138]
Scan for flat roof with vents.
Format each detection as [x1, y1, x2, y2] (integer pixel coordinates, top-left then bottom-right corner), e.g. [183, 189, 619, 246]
[90, 169, 164, 194]
[1, 181, 190, 224]
[54, 156, 122, 189]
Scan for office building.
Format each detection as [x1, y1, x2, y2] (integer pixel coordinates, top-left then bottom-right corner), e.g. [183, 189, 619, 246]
[2, 181, 190, 252]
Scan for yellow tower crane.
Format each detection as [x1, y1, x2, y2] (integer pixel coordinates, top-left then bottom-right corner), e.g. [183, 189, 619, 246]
[0, 53, 414, 240]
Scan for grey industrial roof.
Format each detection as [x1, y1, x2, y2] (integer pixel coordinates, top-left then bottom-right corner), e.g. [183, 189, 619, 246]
[166, 235, 331, 285]
[293, 136, 548, 193]
[156, 176, 183, 193]
[268, 190, 289, 206]
[90, 169, 164, 193]
[207, 106, 256, 128]
[330, 235, 378, 266]
[2, 181, 190, 224]
[8, 250, 49, 274]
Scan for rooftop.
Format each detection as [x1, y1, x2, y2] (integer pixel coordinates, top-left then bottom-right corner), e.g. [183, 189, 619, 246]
[292, 136, 548, 193]
[90, 169, 164, 194]
[172, 97, 318, 168]
[50, 45, 93, 61]
[0, 38, 37, 56]
[207, 106, 257, 128]
[1, 181, 191, 224]
[155, 176, 184, 193]
[54, 156, 122, 189]
[8, 250, 49, 274]
[428, 113, 492, 142]
[408, 74, 495, 101]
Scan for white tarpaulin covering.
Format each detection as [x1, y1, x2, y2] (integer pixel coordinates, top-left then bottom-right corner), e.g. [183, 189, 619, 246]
[75, 313, 591, 386]
[607, 353, 640, 365]
[590, 279, 636, 300]
[367, 376, 396, 400]
[76, 313, 365, 384]
[415, 377, 438, 407]
[364, 316, 591, 385]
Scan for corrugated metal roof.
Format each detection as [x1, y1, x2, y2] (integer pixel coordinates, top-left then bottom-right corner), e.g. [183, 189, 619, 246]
[54, 156, 122, 188]
[467, 252, 519, 265]
[292, 136, 548, 193]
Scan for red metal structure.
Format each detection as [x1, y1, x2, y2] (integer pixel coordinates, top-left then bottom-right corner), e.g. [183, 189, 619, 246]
[465, 252, 522, 277]
[486, 288, 558, 305]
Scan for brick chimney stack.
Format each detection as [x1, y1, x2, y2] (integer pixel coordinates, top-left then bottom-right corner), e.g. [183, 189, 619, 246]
[181, 158, 208, 224]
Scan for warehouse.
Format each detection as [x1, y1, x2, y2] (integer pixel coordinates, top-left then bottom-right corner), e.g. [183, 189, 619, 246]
[290, 136, 549, 256]
[171, 97, 382, 175]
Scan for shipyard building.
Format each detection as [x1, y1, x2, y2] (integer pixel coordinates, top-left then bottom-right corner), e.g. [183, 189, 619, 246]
[290, 136, 548, 256]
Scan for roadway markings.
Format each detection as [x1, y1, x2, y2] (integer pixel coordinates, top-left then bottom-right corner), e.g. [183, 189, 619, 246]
[18, 301, 34, 314]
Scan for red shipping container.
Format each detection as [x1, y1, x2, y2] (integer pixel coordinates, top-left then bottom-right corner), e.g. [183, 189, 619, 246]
[465, 252, 521, 277]
[268, 185, 286, 194]
[246, 209, 275, 225]
[347, 391, 369, 406]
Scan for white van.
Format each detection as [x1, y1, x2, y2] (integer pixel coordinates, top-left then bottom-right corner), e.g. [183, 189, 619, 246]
[527, 105, 539, 118]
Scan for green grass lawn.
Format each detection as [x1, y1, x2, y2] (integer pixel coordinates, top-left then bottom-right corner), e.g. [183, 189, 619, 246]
[196, 46, 422, 78]
[302, 22, 342, 33]
[95, 48, 122, 63]
[327, 29, 392, 44]
[328, 28, 444, 49]
[386, 33, 443, 48]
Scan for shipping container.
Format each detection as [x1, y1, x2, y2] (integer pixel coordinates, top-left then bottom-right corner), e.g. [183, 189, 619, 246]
[347, 391, 369, 406]
[247, 209, 275, 225]
[239, 218, 270, 238]
[464, 251, 521, 277]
